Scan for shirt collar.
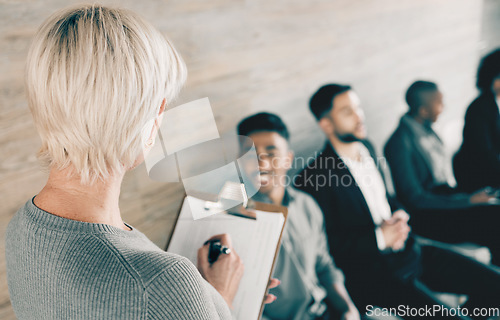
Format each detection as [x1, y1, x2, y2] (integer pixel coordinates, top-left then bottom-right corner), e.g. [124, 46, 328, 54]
[253, 187, 295, 207]
[401, 114, 440, 139]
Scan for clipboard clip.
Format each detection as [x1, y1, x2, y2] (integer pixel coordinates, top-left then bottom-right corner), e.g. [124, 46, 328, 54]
[203, 181, 257, 219]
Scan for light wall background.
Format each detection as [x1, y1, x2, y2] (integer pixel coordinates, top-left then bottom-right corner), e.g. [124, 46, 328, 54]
[0, 0, 496, 318]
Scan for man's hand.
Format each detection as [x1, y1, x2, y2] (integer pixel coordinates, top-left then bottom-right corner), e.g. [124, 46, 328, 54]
[381, 210, 411, 251]
[470, 187, 499, 205]
[197, 234, 244, 309]
[328, 283, 360, 320]
[341, 307, 361, 320]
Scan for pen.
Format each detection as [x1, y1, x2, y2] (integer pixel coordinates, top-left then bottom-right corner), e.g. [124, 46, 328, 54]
[204, 239, 231, 264]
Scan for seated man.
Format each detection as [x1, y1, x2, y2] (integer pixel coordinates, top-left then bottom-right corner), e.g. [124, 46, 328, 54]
[294, 84, 500, 319]
[384, 81, 500, 264]
[237, 113, 359, 320]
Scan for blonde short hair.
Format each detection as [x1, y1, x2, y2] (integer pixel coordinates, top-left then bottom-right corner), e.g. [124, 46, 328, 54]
[26, 4, 187, 184]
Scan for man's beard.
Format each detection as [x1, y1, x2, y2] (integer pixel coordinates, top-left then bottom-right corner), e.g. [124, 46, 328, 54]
[335, 131, 361, 143]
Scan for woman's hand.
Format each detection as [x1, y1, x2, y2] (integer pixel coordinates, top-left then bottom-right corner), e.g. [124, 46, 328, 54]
[263, 278, 281, 304]
[197, 234, 244, 309]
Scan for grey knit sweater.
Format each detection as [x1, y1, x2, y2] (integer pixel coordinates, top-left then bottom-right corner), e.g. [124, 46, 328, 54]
[5, 198, 232, 320]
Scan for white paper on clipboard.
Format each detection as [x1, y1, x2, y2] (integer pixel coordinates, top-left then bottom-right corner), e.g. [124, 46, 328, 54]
[167, 196, 287, 320]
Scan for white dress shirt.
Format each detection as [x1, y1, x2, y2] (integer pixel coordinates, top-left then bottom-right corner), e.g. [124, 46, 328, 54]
[340, 143, 393, 251]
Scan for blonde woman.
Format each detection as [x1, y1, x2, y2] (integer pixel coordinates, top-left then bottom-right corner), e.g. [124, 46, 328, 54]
[6, 4, 277, 319]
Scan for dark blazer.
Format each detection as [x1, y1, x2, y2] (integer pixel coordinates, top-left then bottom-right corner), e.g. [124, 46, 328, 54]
[384, 115, 471, 212]
[294, 141, 420, 283]
[454, 93, 500, 192]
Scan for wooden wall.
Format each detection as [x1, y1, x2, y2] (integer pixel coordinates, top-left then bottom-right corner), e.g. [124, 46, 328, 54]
[0, 0, 491, 318]
[482, 0, 500, 53]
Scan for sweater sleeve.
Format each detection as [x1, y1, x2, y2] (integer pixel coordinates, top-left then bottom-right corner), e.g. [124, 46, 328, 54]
[145, 257, 232, 320]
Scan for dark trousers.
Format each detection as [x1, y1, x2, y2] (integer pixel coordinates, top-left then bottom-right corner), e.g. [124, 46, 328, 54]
[345, 245, 500, 320]
[409, 205, 500, 265]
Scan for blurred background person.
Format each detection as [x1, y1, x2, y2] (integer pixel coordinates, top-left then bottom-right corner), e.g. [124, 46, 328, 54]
[295, 84, 500, 319]
[384, 80, 500, 265]
[238, 113, 359, 320]
[453, 49, 500, 192]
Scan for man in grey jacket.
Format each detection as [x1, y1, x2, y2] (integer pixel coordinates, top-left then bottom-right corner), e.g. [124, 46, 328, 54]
[384, 80, 500, 264]
[238, 112, 359, 320]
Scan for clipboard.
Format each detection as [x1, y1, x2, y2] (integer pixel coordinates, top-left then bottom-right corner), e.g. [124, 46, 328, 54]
[165, 194, 288, 320]
[251, 201, 288, 319]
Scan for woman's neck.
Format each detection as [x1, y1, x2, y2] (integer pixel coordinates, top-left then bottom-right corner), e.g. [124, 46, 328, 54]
[33, 166, 130, 231]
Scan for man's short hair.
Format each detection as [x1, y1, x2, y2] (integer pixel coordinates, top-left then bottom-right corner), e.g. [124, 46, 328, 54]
[237, 112, 290, 141]
[476, 48, 500, 94]
[405, 80, 439, 115]
[26, 4, 187, 184]
[309, 84, 352, 120]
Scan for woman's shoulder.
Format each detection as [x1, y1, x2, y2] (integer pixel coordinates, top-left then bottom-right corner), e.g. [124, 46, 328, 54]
[144, 254, 232, 319]
[125, 249, 199, 286]
[7, 200, 230, 319]
[144, 253, 201, 286]
[6, 198, 199, 288]
[90, 229, 203, 289]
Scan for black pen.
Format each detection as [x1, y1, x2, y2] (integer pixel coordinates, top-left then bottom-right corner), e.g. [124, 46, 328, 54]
[204, 239, 231, 264]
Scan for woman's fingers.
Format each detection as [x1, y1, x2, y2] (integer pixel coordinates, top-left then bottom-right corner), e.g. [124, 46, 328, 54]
[263, 294, 277, 304]
[197, 245, 210, 275]
[268, 278, 280, 289]
[262, 278, 280, 304]
[204, 233, 233, 248]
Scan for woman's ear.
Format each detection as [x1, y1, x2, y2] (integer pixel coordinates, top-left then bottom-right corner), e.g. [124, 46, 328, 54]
[153, 98, 167, 133]
[131, 98, 169, 171]
[159, 98, 167, 116]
